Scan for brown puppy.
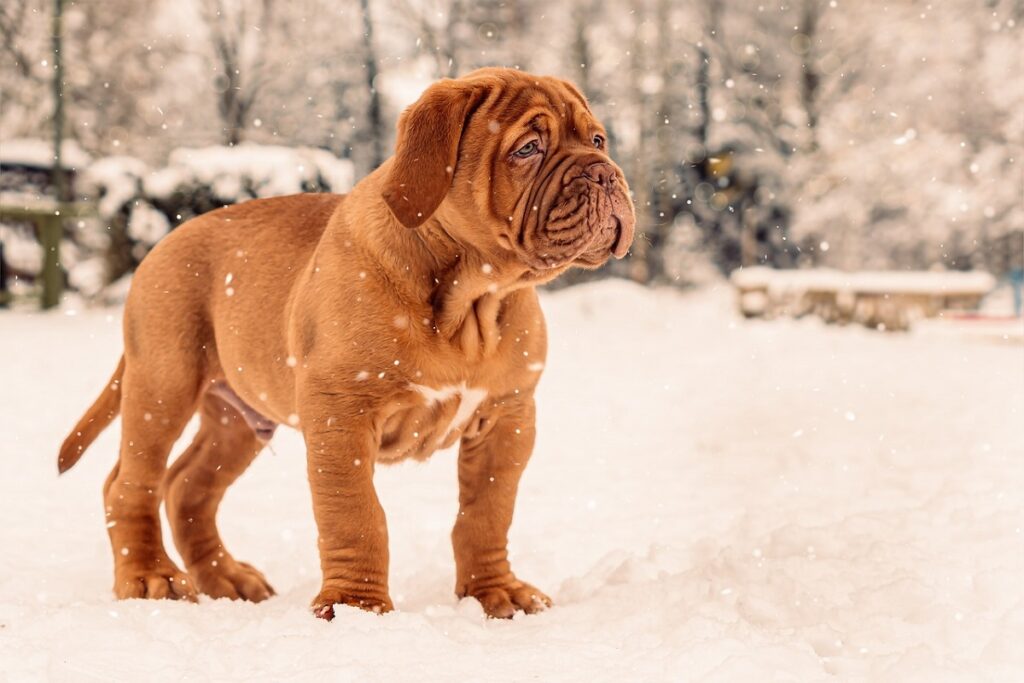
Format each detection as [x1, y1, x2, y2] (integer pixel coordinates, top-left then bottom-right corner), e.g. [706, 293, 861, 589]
[59, 68, 635, 619]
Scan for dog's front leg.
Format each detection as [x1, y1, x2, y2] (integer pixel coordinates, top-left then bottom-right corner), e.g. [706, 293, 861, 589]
[452, 396, 552, 618]
[302, 410, 392, 620]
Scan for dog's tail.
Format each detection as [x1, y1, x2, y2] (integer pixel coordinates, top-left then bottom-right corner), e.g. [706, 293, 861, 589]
[58, 356, 125, 473]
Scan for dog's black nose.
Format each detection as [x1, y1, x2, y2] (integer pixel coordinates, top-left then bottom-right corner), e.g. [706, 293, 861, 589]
[583, 162, 616, 191]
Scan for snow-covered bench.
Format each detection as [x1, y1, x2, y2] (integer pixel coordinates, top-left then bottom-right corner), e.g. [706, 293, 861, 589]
[731, 267, 996, 331]
[0, 194, 94, 309]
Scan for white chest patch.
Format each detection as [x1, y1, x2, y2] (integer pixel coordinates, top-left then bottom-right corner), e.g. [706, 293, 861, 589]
[410, 382, 488, 443]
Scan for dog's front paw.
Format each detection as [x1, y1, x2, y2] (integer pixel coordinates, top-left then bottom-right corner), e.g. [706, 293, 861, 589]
[114, 561, 198, 602]
[311, 586, 393, 620]
[190, 556, 275, 602]
[460, 577, 552, 619]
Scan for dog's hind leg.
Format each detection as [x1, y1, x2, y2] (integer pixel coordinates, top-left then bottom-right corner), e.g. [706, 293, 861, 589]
[104, 358, 202, 601]
[163, 387, 275, 602]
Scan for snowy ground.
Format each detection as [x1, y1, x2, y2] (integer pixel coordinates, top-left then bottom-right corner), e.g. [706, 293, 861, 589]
[1, 281, 1022, 682]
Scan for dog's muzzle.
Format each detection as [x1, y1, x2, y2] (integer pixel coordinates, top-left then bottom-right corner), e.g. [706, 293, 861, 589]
[518, 159, 635, 270]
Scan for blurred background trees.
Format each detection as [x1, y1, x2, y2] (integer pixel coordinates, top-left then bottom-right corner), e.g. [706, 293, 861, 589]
[1, 0, 1021, 294]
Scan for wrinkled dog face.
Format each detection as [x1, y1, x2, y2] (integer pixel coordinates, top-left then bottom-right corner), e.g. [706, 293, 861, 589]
[471, 73, 636, 271]
[382, 68, 636, 273]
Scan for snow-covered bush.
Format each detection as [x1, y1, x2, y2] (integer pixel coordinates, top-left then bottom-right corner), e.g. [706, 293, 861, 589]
[145, 144, 355, 221]
[68, 145, 355, 298]
[81, 156, 148, 221]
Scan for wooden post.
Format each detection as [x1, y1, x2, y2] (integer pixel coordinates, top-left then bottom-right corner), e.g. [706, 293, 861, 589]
[40, 214, 63, 309]
[44, 0, 65, 310]
[52, 0, 66, 203]
[0, 242, 9, 308]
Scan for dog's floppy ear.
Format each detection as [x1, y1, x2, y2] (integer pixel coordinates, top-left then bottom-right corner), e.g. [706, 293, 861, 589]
[382, 81, 484, 228]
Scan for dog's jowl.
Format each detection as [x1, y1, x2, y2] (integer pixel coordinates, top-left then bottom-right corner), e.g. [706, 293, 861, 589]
[58, 68, 636, 619]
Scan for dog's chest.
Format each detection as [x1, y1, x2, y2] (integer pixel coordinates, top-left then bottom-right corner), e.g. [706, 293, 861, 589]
[377, 382, 489, 461]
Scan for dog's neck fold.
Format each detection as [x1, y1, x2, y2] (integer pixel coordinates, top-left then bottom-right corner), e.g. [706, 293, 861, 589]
[332, 171, 559, 360]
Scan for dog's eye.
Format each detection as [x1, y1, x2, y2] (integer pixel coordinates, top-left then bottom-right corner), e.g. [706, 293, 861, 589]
[514, 141, 539, 158]
[593, 135, 605, 149]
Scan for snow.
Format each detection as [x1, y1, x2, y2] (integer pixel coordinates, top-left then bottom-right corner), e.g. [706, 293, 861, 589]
[127, 202, 171, 245]
[66, 257, 109, 298]
[1, 280, 1022, 681]
[0, 138, 92, 170]
[0, 221, 41, 273]
[80, 155, 148, 218]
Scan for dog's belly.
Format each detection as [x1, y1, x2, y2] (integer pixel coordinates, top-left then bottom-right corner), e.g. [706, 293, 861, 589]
[210, 378, 488, 463]
[208, 381, 278, 441]
[378, 383, 488, 462]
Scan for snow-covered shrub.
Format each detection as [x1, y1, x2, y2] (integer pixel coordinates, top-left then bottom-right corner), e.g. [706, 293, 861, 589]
[127, 202, 171, 247]
[145, 144, 354, 223]
[81, 156, 148, 221]
[0, 222, 41, 277]
[43, 145, 355, 300]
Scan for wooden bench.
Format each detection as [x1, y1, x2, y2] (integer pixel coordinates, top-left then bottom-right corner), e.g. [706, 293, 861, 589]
[731, 267, 996, 331]
[0, 197, 93, 309]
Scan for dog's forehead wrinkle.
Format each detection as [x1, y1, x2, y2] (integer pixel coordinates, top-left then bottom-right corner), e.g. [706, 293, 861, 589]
[493, 82, 561, 125]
